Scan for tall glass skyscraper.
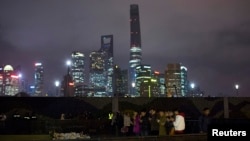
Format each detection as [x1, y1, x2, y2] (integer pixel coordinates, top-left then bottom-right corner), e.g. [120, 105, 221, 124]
[71, 51, 85, 95]
[129, 4, 142, 96]
[89, 51, 106, 96]
[100, 35, 114, 96]
[34, 62, 44, 96]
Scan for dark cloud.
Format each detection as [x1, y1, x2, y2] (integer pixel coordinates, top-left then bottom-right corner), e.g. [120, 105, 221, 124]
[0, 0, 250, 96]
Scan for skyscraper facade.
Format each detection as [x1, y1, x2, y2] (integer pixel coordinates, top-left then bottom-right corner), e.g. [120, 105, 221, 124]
[71, 51, 85, 96]
[89, 51, 106, 96]
[113, 65, 123, 97]
[153, 71, 166, 97]
[165, 63, 188, 97]
[62, 68, 74, 97]
[100, 35, 114, 96]
[34, 62, 44, 96]
[129, 4, 142, 96]
[180, 66, 188, 96]
[135, 65, 151, 97]
[0, 65, 21, 96]
[121, 69, 129, 96]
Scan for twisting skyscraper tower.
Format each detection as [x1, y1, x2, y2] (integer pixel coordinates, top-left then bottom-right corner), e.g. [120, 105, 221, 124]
[129, 4, 142, 96]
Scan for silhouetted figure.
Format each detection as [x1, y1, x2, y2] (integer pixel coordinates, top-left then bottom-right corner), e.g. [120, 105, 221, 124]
[149, 108, 159, 135]
[198, 107, 211, 133]
[140, 110, 150, 136]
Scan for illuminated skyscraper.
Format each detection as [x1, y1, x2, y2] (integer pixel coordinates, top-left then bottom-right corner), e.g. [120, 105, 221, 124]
[153, 71, 166, 97]
[0, 65, 21, 96]
[71, 51, 85, 96]
[121, 69, 129, 95]
[165, 63, 188, 97]
[180, 66, 188, 96]
[89, 51, 106, 96]
[34, 63, 44, 96]
[129, 4, 142, 96]
[113, 65, 123, 97]
[113, 65, 129, 97]
[135, 65, 155, 97]
[100, 35, 114, 96]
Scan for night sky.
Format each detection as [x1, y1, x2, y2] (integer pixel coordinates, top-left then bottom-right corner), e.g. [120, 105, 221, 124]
[0, 0, 250, 97]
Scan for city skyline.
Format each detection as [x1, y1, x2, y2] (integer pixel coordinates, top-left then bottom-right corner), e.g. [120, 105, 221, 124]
[0, 0, 250, 96]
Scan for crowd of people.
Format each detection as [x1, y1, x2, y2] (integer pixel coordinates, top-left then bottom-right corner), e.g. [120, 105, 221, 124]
[110, 108, 188, 137]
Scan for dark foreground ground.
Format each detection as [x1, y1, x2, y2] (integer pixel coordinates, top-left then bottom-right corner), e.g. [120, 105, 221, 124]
[0, 134, 207, 141]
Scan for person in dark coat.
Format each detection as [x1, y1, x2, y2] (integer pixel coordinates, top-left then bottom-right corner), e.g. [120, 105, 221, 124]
[198, 107, 211, 133]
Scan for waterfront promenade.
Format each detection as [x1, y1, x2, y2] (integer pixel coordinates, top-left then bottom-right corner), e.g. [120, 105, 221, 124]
[0, 133, 207, 141]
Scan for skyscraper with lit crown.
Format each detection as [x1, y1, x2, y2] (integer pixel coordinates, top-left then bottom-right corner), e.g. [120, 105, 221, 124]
[129, 4, 142, 96]
[71, 51, 85, 96]
[100, 35, 114, 96]
[34, 62, 44, 96]
[0, 65, 21, 96]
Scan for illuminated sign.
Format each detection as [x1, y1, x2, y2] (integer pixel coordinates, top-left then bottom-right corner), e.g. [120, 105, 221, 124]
[35, 63, 42, 66]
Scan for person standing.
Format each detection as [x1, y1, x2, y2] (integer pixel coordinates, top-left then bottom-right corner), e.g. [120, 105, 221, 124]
[132, 111, 140, 136]
[165, 111, 175, 135]
[173, 109, 185, 134]
[149, 108, 159, 136]
[122, 112, 132, 136]
[198, 108, 211, 133]
[158, 111, 167, 136]
[140, 110, 150, 136]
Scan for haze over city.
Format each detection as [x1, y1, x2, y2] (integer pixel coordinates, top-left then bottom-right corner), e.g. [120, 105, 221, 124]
[0, 0, 250, 96]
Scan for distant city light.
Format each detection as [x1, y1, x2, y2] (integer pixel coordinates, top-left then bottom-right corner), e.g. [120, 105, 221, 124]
[18, 73, 22, 78]
[154, 71, 160, 74]
[190, 83, 195, 89]
[55, 80, 60, 87]
[235, 84, 239, 90]
[132, 82, 135, 88]
[3, 65, 14, 71]
[66, 60, 71, 66]
[11, 75, 19, 78]
[35, 63, 42, 66]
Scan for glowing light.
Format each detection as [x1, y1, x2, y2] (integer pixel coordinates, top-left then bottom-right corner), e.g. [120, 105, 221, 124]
[190, 83, 195, 89]
[55, 80, 60, 87]
[66, 60, 71, 66]
[3, 65, 14, 71]
[132, 82, 135, 87]
[151, 79, 157, 82]
[35, 63, 42, 66]
[69, 82, 74, 86]
[11, 75, 19, 78]
[181, 66, 188, 71]
[154, 71, 160, 74]
[235, 84, 239, 90]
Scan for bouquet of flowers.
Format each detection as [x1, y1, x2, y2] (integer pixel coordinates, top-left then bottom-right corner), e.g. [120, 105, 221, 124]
[50, 131, 90, 140]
